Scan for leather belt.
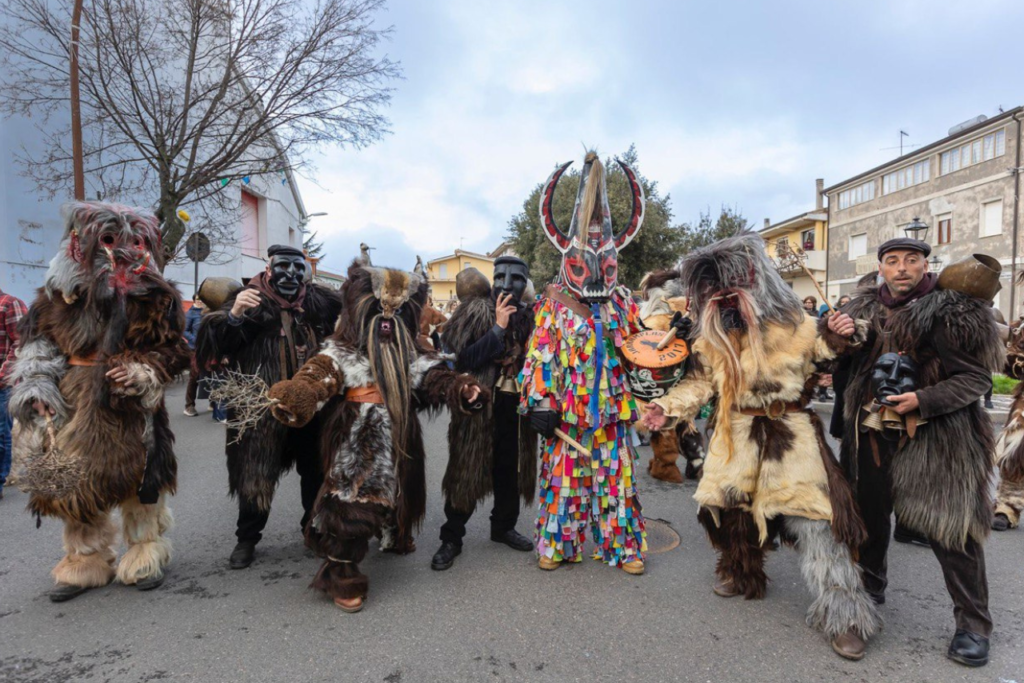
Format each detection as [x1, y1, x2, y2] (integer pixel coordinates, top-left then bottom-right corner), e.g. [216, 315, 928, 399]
[735, 400, 807, 420]
[68, 353, 103, 367]
[345, 385, 384, 404]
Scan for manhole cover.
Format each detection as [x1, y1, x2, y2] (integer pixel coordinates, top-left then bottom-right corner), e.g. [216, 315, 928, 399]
[645, 518, 680, 554]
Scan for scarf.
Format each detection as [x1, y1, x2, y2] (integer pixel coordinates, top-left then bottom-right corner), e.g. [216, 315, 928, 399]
[878, 272, 938, 309]
[247, 271, 312, 379]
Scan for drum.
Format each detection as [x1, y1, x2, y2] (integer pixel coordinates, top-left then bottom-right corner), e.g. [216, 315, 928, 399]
[621, 329, 689, 401]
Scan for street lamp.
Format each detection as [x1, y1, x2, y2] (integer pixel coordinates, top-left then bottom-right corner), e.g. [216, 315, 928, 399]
[929, 255, 943, 271]
[904, 216, 929, 241]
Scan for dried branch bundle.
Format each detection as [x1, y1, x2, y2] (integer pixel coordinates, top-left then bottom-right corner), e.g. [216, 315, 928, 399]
[10, 414, 83, 497]
[209, 367, 275, 444]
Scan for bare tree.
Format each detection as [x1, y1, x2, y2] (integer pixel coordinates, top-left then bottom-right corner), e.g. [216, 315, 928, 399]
[0, 0, 398, 258]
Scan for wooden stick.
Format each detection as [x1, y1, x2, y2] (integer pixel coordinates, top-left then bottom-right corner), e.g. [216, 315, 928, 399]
[655, 329, 677, 350]
[800, 262, 834, 314]
[555, 428, 590, 456]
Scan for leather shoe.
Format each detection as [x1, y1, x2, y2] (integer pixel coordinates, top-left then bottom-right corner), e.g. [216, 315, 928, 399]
[831, 629, 866, 661]
[430, 541, 461, 571]
[538, 556, 561, 571]
[992, 513, 1011, 532]
[229, 540, 257, 569]
[713, 577, 741, 598]
[490, 529, 533, 552]
[49, 583, 91, 603]
[135, 573, 165, 591]
[947, 630, 989, 667]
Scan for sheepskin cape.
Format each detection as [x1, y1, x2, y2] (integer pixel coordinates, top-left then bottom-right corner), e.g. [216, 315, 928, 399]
[840, 286, 1003, 550]
[652, 315, 866, 548]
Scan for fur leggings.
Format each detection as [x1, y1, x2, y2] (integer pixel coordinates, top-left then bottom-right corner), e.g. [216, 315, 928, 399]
[700, 508, 880, 639]
[53, 493, 173, 587]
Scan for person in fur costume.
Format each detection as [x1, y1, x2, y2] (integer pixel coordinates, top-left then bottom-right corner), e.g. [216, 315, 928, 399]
[828, 238, 1002, 667]
[643, 232, 880, 661]
[521, 151, 648, 574]
[265, 260, 487, 612]
[431, 259, 539, 571]
[636, 268, 705, 483]
[9, 202, 190, 602]
[195, 245, 342, 569]
[994, 313, 1024, 532]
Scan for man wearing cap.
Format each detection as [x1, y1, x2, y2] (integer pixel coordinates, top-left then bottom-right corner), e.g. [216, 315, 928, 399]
[196, 245, 343, 569]
[828, 237, 1001, 667]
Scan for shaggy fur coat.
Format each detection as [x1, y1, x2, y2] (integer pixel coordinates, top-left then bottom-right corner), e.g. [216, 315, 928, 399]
[195, 283, 342, 510]
[840, 286, 1003, 550]
[266, 262, 483, 556]
[651, 315, 867, 549]
[440, 295, 537, 513]
[994, 320, 1024, 523]
[10, 269, 189, 523]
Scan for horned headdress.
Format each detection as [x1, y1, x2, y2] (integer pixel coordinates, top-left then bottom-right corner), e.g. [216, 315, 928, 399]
[537, 151, 646, 302]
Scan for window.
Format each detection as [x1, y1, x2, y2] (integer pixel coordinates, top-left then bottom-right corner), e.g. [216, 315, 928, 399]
[980, 200, 1003, 237]
[882, 160, 930, 195]
[940, 128, 1007, 175]
[849, 233, 868, 259]
[801, 229, 815, 251]
[439, 263, 448, 278]
[937, 216, 952, 245]
[838, 181, 876, 210]
[240, 190, 260, 257]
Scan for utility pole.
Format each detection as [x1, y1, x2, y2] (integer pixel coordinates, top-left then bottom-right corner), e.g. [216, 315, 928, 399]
[899, 130, 909, 157]
[70, 0, 85, 200]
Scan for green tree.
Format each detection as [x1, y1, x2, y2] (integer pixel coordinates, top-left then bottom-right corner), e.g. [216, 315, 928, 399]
[678, 205, 749, 253]
[506, 145, 686, 290]
[303, 231, 325, 259]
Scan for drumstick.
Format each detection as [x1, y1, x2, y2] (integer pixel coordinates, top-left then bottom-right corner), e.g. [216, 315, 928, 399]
[555, 428, 590, 456]
[655, 329, 677, 350]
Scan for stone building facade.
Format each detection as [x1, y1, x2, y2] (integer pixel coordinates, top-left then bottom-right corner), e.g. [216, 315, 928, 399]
[824, 108, 1024, 319]
[759, 179, 829, 305]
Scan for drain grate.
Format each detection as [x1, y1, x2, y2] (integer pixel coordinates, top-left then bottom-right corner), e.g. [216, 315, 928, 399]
[645, 518, 681, 554]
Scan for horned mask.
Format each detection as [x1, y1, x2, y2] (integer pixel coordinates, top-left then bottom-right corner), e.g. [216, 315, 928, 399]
[538, 151, 645, 302]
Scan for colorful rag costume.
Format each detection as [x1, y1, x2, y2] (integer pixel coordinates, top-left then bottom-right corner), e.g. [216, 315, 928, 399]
[520, 150, 648, 571]
[9, 202, 190, 597]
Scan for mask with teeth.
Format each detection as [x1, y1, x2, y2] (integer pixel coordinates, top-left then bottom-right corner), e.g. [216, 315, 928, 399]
[538, 151, 646, 303]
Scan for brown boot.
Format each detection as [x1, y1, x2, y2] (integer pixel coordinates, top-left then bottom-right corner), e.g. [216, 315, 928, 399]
[831, 629, 866, 661]
[712, 577, 741, 598]
[621, 559, 645, 575]
[648, 432, 684, 483]
[538, 556, 561, 571]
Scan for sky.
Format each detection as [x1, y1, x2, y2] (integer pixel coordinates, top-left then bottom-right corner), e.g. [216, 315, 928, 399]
[297, 0, 1024, 273]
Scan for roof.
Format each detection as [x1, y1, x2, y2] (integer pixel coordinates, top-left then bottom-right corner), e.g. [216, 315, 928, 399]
[824, 106, 1024, 194]
[426, 249, 495, 265]
[314, 268, 346, 281]
[488, 241, 514, 258]
[759, 211, 827, 239]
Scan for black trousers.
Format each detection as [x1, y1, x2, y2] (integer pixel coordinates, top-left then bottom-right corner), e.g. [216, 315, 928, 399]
[236, 428, 325, 544]
[440, 392, 521, 545]
[856, 433, 992, 636]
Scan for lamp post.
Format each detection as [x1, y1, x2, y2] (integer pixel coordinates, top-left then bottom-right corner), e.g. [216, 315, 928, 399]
[929, 255, 943, 271]
[904, 216, 929, 241]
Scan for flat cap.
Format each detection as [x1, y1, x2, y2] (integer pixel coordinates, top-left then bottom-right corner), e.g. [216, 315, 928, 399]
[877, 237, 931, 261]
[267, 244, 305, 259]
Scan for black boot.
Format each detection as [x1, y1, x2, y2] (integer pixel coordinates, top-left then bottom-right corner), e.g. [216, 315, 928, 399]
[431, 541, 461, 571]
[947, 630, 989, 667]
[992, 513, 1011, 531]
[491, 529, 533, 552]
[893, 522, 930, 547]
[229, 540, 257, 569]
[49, 583, 92, 603]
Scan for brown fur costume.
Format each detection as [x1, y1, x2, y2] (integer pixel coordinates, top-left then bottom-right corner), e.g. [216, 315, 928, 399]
[10, 202, 189, 588]
[266, 260, 486, 603]
[995, 319, 1024, 526]
[840, 285, 1003, 549]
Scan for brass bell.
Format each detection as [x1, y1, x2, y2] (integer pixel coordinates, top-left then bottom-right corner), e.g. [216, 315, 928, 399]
[938, 254, 1002, 301]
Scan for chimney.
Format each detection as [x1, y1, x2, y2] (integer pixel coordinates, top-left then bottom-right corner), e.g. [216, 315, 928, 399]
[763, 218, 770, 230]
[815, 178, 824, 211]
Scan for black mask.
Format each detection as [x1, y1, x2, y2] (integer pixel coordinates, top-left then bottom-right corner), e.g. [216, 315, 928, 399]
[492, 257, 529, 301]
[872, 352, 918, 406]
[269, 254, 307, 300]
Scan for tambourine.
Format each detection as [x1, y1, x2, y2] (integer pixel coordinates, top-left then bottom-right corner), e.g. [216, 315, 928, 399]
[621, 329, 689, 401]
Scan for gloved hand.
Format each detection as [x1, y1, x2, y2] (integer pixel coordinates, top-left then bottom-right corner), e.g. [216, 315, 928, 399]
[530, 410, 560, 439]
[670, 311, 693, 341]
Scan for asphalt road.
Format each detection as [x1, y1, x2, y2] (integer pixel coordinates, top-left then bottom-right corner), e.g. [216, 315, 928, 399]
[1, 382, 1023, 682]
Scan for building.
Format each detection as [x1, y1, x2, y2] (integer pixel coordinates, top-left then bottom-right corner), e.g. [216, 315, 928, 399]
[488, 241, 519, 259]
[760, 179, 829, 304]
[825, 108, 1024, 318]
[425, 249, 495, 305]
